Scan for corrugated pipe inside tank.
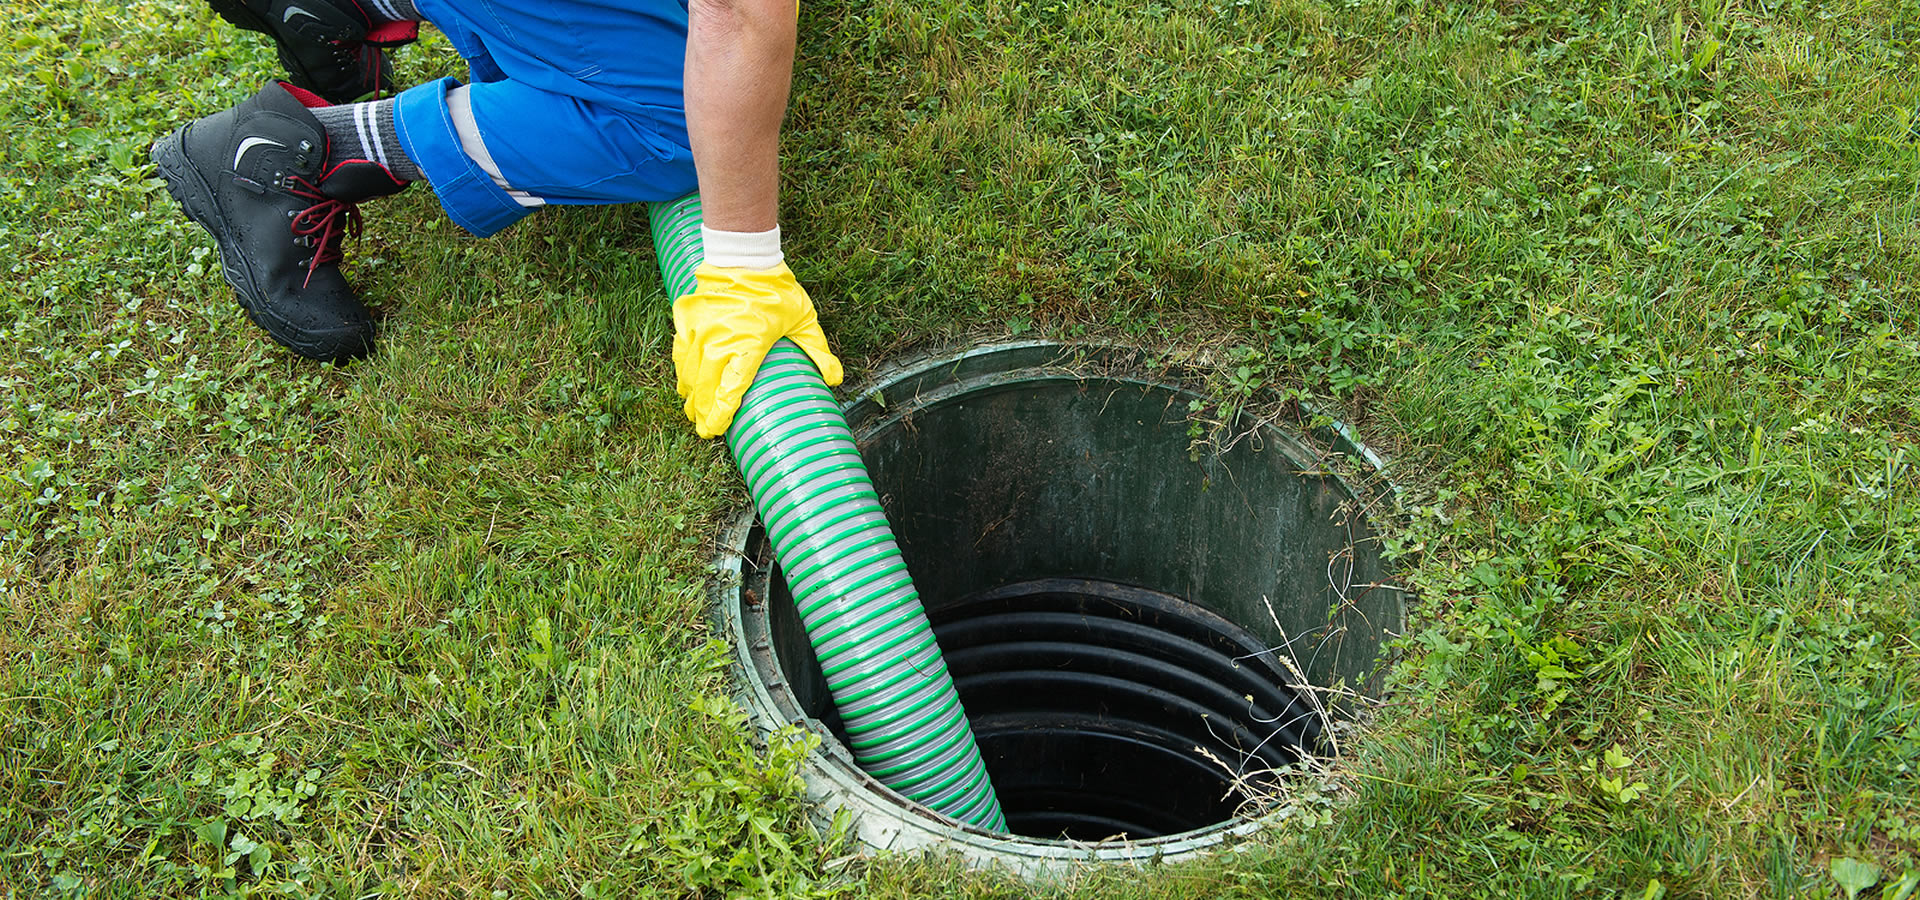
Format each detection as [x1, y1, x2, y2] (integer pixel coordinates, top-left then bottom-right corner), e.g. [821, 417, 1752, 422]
[646, 195, 1007, 832]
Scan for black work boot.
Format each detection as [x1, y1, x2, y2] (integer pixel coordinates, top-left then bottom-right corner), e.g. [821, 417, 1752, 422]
[207, 0, 413, 103]
[151, 82, 409, 363]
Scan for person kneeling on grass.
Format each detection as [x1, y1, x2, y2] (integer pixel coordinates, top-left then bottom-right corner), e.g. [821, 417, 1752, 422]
[151, 0, 843, 439]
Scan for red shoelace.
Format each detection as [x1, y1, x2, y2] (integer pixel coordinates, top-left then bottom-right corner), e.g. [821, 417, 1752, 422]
[285, 175, 362, 289]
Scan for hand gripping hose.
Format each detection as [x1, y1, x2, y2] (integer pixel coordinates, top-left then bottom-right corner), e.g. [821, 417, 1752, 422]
[648, 194, 1006, 832]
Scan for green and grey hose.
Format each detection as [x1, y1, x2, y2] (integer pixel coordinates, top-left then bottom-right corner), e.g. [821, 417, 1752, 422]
[648, 194, 1006, 832]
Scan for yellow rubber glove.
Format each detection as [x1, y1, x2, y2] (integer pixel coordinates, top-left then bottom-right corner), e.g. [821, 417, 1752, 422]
[673, 262, 844, 439]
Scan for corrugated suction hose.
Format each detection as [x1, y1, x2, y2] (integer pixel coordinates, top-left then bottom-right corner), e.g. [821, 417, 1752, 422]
[647, 194, 1006, 831]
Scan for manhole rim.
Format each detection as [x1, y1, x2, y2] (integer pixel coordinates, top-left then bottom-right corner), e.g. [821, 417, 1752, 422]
[710, 339, 1397, 874]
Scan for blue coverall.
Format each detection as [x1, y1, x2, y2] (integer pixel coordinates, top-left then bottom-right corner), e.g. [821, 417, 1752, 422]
[393, 0, 698, 237]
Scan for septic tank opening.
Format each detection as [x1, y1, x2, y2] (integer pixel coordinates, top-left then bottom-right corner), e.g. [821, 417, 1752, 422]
[715, 342, 1403, 866]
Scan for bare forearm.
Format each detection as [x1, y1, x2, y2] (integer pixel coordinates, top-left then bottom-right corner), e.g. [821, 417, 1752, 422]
[684, 0, 796, 234]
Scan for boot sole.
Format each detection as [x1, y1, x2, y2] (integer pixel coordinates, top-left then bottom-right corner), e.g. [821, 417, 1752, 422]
[151, 127, 371, 363]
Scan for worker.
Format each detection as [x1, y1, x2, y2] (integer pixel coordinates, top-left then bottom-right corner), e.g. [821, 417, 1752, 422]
[152, 0, 842, 438]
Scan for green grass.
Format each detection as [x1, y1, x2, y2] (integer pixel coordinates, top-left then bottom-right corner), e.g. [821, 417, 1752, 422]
[5, 0, 1919, 896]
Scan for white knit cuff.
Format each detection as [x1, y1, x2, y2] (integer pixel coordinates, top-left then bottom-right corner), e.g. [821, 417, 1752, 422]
[700, 225, 784, 269]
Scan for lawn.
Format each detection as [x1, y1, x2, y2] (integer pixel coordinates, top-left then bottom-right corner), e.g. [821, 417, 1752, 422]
[4, 0, 1919, 896]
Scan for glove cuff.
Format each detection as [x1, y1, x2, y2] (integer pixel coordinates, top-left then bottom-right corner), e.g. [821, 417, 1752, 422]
[700, 225, 784, 269]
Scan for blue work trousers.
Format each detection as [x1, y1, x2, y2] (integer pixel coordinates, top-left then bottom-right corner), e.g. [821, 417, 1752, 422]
[393, 0, 697, 236]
